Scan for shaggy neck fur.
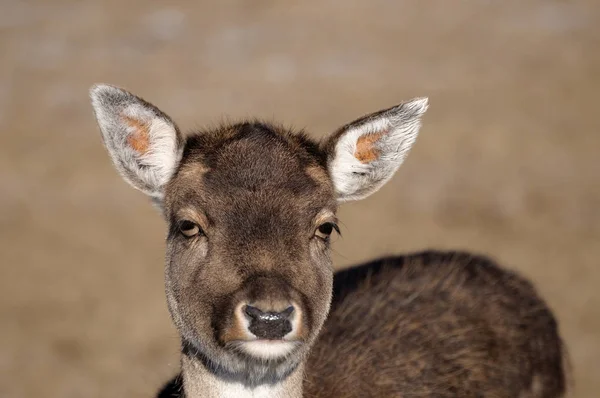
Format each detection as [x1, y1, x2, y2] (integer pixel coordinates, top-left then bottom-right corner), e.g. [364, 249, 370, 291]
[181, 354, 304, 398]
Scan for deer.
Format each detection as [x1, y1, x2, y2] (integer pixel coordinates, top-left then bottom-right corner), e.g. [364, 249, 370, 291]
[89, 84, 568, 398]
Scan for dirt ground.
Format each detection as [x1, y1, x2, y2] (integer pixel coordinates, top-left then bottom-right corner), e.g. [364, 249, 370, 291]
[1, 0, 599, 396]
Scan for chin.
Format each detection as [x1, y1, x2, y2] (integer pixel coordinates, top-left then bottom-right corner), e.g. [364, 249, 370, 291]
[238, 340, 301, 360]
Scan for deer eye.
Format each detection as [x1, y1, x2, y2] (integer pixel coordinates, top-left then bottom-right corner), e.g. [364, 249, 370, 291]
[179, 220, 201, 238]
[315, 222, 338, 241]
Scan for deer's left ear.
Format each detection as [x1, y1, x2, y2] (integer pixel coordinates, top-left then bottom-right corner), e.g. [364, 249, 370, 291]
[323, 98, 428, 202]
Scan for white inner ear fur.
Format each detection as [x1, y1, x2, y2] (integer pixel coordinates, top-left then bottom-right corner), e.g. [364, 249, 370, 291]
[120, 104, 182, 194]
[329, 98, 428, 202]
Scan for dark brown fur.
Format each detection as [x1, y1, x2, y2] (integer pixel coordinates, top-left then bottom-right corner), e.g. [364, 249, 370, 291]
[154, 122, 566, 397]
[159, 250, 567, 397]
[162, 122, 336, 386]
[305, 251, 567, 397]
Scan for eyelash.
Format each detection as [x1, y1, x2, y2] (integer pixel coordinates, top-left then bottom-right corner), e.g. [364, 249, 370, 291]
[315, 222, 340, 241]
[178, 220, 203, 238]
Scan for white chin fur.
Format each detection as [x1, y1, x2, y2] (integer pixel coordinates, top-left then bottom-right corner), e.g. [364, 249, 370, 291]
[240, 340, 299, 359]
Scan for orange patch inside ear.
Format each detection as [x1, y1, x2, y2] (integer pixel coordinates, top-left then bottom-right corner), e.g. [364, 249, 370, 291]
[123, 116, 150, 154]
[354, 131, 386, 163]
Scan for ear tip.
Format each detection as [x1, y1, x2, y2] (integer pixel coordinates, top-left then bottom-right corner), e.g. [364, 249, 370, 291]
[405, 97, 429, 115]
[89, 83, 127, 105]
[90, 83, 114, 96]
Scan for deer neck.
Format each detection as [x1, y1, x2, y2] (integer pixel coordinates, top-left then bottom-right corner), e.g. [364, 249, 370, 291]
[181, 354, 304, 398]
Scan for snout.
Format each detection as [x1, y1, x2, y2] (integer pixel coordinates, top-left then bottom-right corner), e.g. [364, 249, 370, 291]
[219, 277, 306, 359]
[244, 304, 294, 340]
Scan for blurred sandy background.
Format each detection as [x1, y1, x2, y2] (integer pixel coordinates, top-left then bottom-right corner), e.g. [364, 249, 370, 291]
[1, 0, 599, 396]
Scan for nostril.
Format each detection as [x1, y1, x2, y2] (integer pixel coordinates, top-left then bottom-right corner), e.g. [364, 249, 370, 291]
[282, 305, 294, 319]
[244, 305, 263, 320]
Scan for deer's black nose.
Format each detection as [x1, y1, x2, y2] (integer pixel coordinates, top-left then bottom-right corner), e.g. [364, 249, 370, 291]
[244, 305, 294, 339]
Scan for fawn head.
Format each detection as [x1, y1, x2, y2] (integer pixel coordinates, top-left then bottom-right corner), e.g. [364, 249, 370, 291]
[90, 85, 427, 385]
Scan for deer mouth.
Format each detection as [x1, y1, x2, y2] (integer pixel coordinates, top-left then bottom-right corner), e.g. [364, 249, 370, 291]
[232, 339, 302, 360]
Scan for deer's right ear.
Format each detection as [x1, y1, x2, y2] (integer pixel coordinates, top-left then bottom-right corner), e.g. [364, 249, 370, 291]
[90, 84, 184, 200]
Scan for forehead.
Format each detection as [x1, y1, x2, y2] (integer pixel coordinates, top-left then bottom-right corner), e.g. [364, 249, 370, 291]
[165, 122, 335, 220]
